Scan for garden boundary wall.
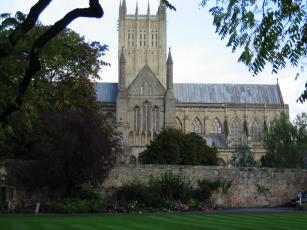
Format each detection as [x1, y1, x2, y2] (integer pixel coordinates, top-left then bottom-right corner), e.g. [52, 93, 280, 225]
[103, 165, 307, 208]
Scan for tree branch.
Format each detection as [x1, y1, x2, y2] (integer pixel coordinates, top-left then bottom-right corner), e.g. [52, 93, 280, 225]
[0, 0, 104, 124]
[0, 0, 52, 59]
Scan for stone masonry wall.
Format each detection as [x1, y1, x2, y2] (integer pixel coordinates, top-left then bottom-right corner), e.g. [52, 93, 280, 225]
[103, 165, 307, 208]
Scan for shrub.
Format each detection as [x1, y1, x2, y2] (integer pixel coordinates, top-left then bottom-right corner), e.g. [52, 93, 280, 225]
[114, 180, 150, 207]
[230, 145, 257, 167]
[139, 129, 218, 165]
[192, 179, 221, 202]
[149, 171, 192, 203]
[111, 172, 229, 212]
[187, 198, 200, 210]
[47, 199, 105, 213]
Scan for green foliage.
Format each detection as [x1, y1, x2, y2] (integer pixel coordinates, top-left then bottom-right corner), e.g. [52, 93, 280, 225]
[139, 129, 219, 165]
[200, 0, 307, 102]
[114, 171, 192, 209]
[149, 171, 192, 202]
[113, 171, 225, 212]
[230, 145, 257, 167]
[256, 184, 270, 194]
[44, 185, 105, 213]
[262, 112, 307, 168]
[192, 179, 221, 202]
[160, 0, 176, 11]
[0, 13, 118, 198]
[114, 180, 150, 208]
[47, 199, 106, 213]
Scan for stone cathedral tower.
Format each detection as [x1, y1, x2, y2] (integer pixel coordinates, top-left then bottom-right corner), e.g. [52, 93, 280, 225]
[116, 0, 176, 161]
[118, 0, 167, 87]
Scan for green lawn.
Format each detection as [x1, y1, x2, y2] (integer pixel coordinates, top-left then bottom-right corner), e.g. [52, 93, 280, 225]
[0, 214, 307, 230]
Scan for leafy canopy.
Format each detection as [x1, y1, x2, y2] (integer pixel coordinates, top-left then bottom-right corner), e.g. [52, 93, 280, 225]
[0, 12, 118, 198]
[0, 0, 103, 123]
[202, 0, 307, 102]
[139, 128, 219, 165]
[262, 111, 307, 168]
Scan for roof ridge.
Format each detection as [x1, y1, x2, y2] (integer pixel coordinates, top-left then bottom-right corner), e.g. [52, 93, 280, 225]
[173, 83, 278, 86]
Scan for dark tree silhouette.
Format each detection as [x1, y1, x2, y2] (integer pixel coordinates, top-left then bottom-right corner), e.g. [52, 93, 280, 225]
[0, 0, 103, 124]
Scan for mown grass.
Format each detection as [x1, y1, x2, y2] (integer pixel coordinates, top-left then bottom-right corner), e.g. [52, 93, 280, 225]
[0, 213, 307, 230]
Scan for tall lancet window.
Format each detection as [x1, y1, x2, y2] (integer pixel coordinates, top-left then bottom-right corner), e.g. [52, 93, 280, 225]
[231, 118, 242, 142]
[192, 117, 202, 133]
[251, 119, 262, 142]
[153, 106, 160, 132]
[133, 106, 140, 131]
[211, 118, 222, 134]
[143, 102, 151, 131]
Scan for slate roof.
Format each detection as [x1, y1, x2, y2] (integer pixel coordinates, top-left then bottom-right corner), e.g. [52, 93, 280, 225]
[174, 83, 283, 105]
[96, 82, 118, 103]
[200, 134, 228, 148]
[96, 82, 284, 105]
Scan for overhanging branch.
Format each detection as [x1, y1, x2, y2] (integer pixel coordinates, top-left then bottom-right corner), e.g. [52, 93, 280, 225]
[0, 0, 104, 124]
[0, 0, 53, 59]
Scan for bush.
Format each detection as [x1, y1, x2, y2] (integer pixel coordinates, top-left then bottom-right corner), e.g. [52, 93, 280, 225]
[114, 181, 150, 208]
[230, 145, 257, 167]
[47, 199, 105, 213]
[139, 129, 218, 165]
[192, 179, 221, 203]
[112, 172, 227, 212]
[149, 171, 192, 203]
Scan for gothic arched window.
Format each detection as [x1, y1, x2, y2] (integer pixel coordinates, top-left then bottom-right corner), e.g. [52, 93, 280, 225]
[133, 106, 140, 131]
[143, 102, 151, 131]
[176, 117, 182, 131]
[251, 120, 262, 142]
[211, 118, 222, 134]
[153, 106, 160, 132]
[231, 119, 242, 142]
[192, 117, 202, 133]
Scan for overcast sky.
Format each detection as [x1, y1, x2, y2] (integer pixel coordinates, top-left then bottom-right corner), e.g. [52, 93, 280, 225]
[2, 0, 306, 119]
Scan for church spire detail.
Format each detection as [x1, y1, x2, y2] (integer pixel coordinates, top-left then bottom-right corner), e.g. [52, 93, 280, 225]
[167, 48, 173, 90]
[135, 1, 139, 16]
[119, 47, 126, 90]
[119, 0, 127, 18]
[147, 1, 150, 15]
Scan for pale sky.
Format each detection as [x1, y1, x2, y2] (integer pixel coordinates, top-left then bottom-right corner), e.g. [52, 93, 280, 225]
[1, 0, 306, 119]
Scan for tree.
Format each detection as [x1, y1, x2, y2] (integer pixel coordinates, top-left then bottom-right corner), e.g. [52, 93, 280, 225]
[139, 129, 219, 165]
[262, 111, 307, 168]
[0, 17, 119, 198]
[9, 106, 118, 199]
[0, 0, 103, 124]
[230, 145, 257, 167]
[164, 0, 306, 102]
[0, 15, 109, 158]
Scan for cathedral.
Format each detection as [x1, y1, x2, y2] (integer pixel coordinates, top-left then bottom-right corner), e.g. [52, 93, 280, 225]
[96, 1, 288, 164]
